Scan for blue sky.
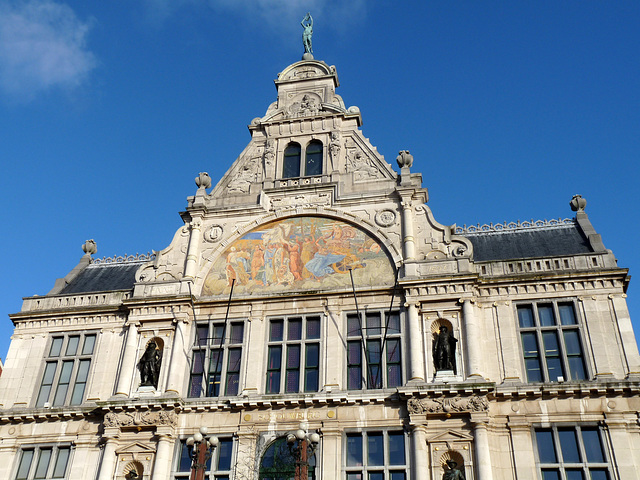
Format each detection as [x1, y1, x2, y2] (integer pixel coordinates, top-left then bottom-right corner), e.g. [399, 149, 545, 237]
[0, 1, 638, 361]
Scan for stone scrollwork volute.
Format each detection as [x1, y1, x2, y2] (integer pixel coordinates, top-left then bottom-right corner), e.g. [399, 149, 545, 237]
[103, 410, 177, 428]
[407, 395, 489, 415]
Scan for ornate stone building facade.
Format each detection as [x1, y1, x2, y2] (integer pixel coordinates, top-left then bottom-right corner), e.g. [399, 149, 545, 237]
[1, 57, 639, 480]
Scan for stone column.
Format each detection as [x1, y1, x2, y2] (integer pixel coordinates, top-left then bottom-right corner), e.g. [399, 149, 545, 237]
[184, 216, 203, 280]
[97, 431, 119, 480]
[401, 198, 416, 261]
[151, 430, 175, 480]
[471, 415, 493, 480]
[407, 302, 425, 382]
[115, 321, 139, 396]
[166, 315, 190, 396]
[507, 418, 537, 480]
[410, 425, 429, 480]
[461, 299, 483, 379]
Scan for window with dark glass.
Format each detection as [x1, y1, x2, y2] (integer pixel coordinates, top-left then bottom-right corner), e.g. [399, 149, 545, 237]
[347, 311, 402, 390]
[282, 141, 323, 178]
[266, 315, 321, 394]
[36, 333, 96, 407]
[173, 437, 234, 480]
[517, 302, 587, 383]
[189, 321, 244, 398]
[534, 426, 611, 480]
[305, 141, 323, 176]
[14, 445, 72, 480]
[283, 143, 302, 178]
[345, 431, 407, 480]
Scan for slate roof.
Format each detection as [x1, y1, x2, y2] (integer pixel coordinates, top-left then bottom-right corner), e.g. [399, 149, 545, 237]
[58, 262, 142, 294]
[463, 223, 593, 262]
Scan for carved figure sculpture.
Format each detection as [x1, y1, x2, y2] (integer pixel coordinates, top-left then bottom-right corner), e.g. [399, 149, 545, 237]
[301, 13, 313, 54]
[433, 326, 458, 374]
[443, 460, 465, 480]
[138, 341, 162, 388]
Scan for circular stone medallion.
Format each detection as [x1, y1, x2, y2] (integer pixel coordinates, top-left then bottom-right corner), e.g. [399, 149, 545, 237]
[375, 209, 397, 227]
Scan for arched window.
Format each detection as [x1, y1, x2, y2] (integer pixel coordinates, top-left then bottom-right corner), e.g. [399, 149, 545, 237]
[283, 143, 302, 178]
[305, 141, 323, 176]
[259, 437, 317, 480]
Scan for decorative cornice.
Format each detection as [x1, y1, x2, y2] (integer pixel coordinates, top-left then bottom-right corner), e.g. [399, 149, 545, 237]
[92, 253, 155, 265]
[456, 218, 574, 235]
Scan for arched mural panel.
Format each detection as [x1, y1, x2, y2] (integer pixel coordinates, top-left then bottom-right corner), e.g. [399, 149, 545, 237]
[202, 216, 395, 296]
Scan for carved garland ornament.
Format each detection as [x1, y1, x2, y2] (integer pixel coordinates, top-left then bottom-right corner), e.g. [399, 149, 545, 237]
[104, 410, 177, 428]
[407, 395, 489, 415]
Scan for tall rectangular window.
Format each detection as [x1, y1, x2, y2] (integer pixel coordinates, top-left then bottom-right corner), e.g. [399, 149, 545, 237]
[517, 302, 587, 383]
[173, 437, 234, 480]
[189, 321, 245, 398]
[266, 315, 321, 394]
[14, 445, 72, 480]
[345, 431, 407, 480]
[36, 333, 97, 407]
[347, 311, 402, 390]
[534, 426, 612, 479]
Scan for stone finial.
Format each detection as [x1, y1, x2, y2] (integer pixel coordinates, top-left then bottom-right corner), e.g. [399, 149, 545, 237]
[570, 194, 587, 212]
[396, 150, 414, 169]
[195, 172, 212, 190]
[82, 239, 97, 256]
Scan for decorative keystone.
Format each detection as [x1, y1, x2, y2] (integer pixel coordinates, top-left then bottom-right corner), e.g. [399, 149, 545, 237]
[195, 172, 212, 190]
[396, 150, 413, 169]
[570, 194, 587, 212]
[82, 239, 97, 255]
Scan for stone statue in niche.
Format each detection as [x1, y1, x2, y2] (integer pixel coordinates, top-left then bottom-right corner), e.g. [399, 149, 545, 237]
[433, 326, 458, 374]
[443, 460, 465, 480]
[138, 341, 162, 388]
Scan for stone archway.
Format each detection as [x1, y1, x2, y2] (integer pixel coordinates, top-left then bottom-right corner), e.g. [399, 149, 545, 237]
[258, 437, 316, 480]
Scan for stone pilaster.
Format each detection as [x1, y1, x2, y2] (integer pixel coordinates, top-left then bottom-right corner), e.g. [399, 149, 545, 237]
[115, 321, 140, 396]
[410, 425, 429, 480]
[507, 417, 537, 480]
[97, 430, 119, 480]
[471, 414, 493, 480]
[166, 315, 190, 396]
[184, 215, 203, 279]
[151, 429, 175, 480]
[461, 299, 483, 379]
[407, 302, 425, 382]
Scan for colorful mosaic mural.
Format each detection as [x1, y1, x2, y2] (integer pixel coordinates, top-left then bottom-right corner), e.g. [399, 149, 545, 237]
[202, 216, 395, 296]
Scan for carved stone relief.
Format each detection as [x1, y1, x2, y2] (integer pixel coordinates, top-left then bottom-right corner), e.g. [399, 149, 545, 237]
[205, 225, 224, 243]
[287, 93, 322, 118]
[407, 395, 489, 415]
[329, 131, 341, 172]
[345, 140, 383, 180]
[228, 155, 261, 194]
[104, 410, 178, 428]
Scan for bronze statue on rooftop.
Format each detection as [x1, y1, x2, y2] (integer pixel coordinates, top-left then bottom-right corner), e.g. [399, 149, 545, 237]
[302, 12, 313, 56]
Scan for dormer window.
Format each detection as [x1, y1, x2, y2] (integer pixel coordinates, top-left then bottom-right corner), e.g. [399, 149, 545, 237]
[282, 140, 323, 178]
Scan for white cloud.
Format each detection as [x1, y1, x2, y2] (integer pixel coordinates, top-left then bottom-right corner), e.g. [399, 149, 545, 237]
[0, 0, 96, 100]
